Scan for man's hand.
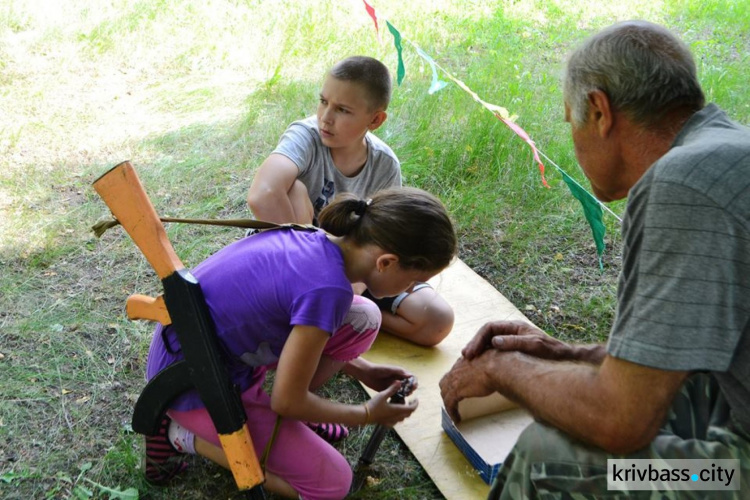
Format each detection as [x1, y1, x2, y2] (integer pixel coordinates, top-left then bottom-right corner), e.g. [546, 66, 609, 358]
[462, 320, 603, 363]
[439, 351, 510, 423]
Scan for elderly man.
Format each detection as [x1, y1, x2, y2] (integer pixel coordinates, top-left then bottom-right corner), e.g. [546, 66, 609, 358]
[440, 21, 749, 499]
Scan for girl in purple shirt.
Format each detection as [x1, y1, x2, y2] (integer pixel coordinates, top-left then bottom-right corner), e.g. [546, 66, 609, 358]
[145, 187, 457, 499]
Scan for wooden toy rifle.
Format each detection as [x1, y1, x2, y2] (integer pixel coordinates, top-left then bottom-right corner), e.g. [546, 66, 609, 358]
[92, 161, 265, 498]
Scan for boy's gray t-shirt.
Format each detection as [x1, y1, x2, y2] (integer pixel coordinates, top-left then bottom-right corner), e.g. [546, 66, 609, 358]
[607, 104, 750, 435]
[273, 116, 402, 216]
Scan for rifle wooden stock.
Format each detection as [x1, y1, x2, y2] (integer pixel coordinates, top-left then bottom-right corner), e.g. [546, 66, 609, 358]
[92, 161, 183, 280]
[93, 161, 265, 493]
[126, 294, 171, 325]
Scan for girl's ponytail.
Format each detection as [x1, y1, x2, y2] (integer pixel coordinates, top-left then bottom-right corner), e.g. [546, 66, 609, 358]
[318, 193, 369, 236]
[319, 188, 457, 272]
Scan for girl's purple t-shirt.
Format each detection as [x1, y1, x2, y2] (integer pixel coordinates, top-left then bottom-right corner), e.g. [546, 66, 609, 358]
[145, 229, 353, 411]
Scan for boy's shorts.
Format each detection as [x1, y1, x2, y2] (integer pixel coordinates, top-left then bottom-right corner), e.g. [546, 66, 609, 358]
[361, 282, 432, 315]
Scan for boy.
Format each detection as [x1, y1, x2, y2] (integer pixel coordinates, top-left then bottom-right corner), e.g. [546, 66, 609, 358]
[247, 56, 453, 347]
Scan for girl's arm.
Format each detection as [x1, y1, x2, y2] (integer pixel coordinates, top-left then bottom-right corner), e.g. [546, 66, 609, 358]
[343, 357, 415, 392]
[272, 325, 417, 427]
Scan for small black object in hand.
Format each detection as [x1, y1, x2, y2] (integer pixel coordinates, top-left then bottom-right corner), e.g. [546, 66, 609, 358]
[391, 376, 416, 404]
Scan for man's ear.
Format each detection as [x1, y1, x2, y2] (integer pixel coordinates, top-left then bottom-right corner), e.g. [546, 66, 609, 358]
[588, 90, 614, 137]
[375, 253, 399, 272]
[369, 110, 387, 131]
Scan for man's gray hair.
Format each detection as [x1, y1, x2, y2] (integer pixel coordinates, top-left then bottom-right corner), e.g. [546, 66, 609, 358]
[564, 21, 705, 127]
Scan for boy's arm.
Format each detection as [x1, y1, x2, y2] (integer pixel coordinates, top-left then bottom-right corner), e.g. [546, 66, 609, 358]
[247, 153, 302, 223]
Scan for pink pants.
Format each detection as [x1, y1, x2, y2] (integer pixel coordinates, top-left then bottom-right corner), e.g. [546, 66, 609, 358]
[169, 295, 381, 500]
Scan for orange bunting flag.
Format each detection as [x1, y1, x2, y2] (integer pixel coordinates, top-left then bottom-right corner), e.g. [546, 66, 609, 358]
[499, 117, 549, 188]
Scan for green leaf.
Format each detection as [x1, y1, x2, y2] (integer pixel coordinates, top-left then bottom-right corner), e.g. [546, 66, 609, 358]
[83, 478, 139, 500]
[72, 484, 94, 499]
[1, 471, 20, 484]
[54, 471, 73, 483]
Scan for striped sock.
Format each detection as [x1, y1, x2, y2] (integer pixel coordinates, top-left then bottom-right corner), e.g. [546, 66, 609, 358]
[306, 422, 349, 443]
[144, 416, 188, 484]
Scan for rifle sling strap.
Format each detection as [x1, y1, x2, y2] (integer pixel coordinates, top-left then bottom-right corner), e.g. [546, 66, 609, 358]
[93, 215, 317, 238]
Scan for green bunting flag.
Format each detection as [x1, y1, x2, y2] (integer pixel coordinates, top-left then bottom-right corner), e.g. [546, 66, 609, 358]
[386, 21, 405, 85]
[560, 169, 606, 268]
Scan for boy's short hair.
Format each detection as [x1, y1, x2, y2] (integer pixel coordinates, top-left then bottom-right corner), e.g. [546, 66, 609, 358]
[329, 56, 392, 111]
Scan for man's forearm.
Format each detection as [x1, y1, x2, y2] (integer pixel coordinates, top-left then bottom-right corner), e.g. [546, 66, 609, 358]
[480, 352, 617, 449]
[571, 343, 607, 364]
[477, 350, 685, 453]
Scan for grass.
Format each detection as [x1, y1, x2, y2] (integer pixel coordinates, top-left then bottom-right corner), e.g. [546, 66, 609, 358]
[1, 0, 748, 498]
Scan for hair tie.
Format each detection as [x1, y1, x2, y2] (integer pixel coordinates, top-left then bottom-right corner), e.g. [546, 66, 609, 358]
[353, 198, 372, 217]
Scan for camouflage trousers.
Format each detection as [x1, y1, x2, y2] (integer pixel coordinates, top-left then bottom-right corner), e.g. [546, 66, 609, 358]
[489, 373, 750, 500]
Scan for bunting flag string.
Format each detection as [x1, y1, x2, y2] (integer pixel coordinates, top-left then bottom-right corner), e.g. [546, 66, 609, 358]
[405, 35, 548, 188]
[358, 1, 616, 264]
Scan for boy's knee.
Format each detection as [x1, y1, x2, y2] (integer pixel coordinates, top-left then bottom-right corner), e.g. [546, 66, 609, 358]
[400, 290, 454, 346]
[425, 298, 454, 342]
